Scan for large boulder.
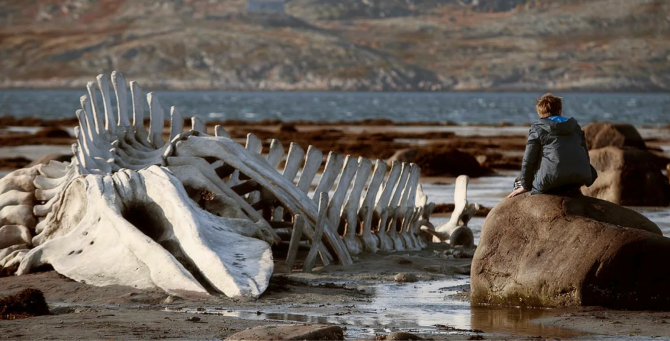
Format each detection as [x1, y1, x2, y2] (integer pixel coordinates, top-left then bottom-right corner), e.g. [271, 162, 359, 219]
[471, 193, 670, 310]
[583, 122, 646, 150]
[583, 146, 670, 206]
[387, 147, 491, 177]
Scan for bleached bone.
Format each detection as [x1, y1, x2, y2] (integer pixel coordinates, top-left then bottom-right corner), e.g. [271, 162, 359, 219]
[0, 71, 439, 298]
[214, 125, 230, 138]
[342, 157, 372, 255]
[0, 244, 29, 264]
[334, 156, 360, 254]
[147, 92, 165, 148]
[304, 193, 328, 273]
[20, 167, 272, 297]
[398, 165, 421, 250]
[174, 136, 347, 265]
[358, 160, 387, 253]
[0, 225, 32, 249]
[285, 215, 305, 270]
[374, 161, 402, 251]
[191, 116, 206, 133]
[170, 107, 184, 140]
[386, 163, 411, 250]
[425, 175, 478, 247]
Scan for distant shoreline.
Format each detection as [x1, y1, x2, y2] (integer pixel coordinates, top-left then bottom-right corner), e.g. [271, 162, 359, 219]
[1, 86, 669, 94]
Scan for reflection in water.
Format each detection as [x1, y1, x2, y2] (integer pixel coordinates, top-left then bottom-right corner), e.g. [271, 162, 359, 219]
[172, 278, 584, 339]
[470, 305, 583, 338]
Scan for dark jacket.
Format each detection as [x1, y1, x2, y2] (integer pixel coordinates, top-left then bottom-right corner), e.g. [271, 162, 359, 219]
[519, 116, 595, 194]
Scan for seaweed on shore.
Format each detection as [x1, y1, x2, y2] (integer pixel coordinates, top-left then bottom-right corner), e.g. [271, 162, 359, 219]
[0, 288, 51, 320]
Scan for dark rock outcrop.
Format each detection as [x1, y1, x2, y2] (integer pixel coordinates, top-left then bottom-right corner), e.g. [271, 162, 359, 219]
[388, 147, 491, 177]
[583, 146, 670, 206]
[226, 324, 344, 340]
[34, 127, 71, 139]
[471, 193, 670, 310]
[583, 122, 646, 150]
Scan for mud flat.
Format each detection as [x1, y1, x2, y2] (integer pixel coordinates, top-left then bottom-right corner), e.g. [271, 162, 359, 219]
[3, 255, 670, 340]
[0, 245, 579, 341]
[1, 119, 670, 340]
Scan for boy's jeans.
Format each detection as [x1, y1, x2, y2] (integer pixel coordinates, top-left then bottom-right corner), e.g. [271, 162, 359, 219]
[513, 176, 583, 197]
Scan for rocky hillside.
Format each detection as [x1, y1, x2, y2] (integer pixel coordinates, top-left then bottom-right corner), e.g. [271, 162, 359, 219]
[0, 0, 668, 91]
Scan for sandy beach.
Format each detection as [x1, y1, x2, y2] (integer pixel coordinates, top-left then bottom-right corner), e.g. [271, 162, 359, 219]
[1, 118, 669, 340]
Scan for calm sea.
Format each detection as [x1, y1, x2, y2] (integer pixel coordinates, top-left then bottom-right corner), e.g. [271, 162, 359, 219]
[0, 90, 669, 126]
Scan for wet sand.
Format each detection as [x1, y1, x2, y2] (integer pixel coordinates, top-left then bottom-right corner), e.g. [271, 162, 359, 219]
[1, 118, 670, 340]
[0, 244, 581, 341]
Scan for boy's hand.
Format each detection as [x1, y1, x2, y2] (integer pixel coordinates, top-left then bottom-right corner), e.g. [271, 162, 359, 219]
[507, 187, 529, 198]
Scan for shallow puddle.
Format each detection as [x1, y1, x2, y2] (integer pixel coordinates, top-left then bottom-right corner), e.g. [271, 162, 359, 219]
[173, 277, 585, 339]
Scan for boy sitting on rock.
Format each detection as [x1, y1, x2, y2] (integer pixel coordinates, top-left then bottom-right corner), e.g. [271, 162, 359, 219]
[508, 94, 596, 198]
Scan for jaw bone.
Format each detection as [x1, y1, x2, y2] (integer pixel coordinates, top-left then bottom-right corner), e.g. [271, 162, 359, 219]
[18, 166, 273, 298]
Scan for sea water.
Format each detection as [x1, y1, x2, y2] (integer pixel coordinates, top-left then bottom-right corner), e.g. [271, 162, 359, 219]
[1, 90, 670, 126]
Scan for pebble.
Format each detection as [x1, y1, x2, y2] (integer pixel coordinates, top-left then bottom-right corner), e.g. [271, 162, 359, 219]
[384, 255, 413, 264]
[394, 272, 419, 283]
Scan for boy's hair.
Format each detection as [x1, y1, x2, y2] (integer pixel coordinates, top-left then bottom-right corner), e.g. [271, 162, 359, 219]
[536, 93, 562, 118]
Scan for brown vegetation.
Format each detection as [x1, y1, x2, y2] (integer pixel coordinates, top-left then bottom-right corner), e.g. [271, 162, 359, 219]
[0, 289, 50, 320]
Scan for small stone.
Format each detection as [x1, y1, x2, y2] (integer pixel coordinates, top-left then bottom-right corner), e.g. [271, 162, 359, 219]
[273, 262, 291, 274]
[226, 324, 344, 340]
[384, 255, 413, 264]
[185, 316, 201, 322]
[453, 250, 475, 259]
[394, 273, 419, 283]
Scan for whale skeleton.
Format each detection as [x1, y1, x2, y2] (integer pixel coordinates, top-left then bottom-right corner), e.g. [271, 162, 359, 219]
[0, 72, 475, 297]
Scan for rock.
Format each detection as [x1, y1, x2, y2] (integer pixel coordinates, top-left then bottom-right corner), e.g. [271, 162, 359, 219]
[386, 331, 425, 340]
[26, 154, 72, 168]
[0, 288, 50, 320]
[226, 324, 344, 341]
[34, 127, 71, 138]
[582, 146, 670, 206]
[422, 265, 445, 273]
[278, 123, 298, 133]
[394, 272, 418, 283]
[185, 316, 201, 322]
[471, 193, 670, 309]
[452, 249, 475, 259]
[583, 122, 646, 150]
[0, 157, 32, 170]
[387, 147, 491, 177]
[383, 255, 413, 264]
[273, 261, 291, 274]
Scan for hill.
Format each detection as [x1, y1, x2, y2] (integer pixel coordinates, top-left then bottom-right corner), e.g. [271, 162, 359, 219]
[0, 0, 668, 91]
